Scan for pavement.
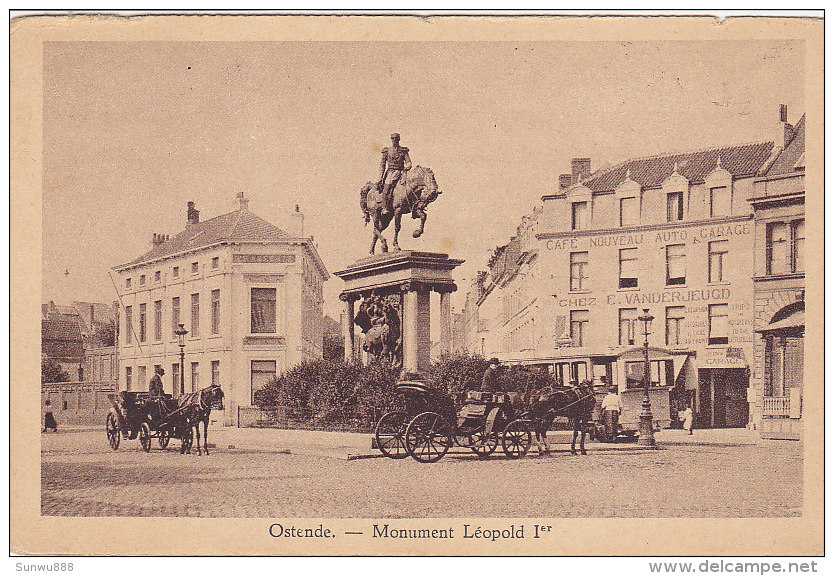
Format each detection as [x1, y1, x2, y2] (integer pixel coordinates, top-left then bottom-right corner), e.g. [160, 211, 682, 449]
[41, 425, 801, 518]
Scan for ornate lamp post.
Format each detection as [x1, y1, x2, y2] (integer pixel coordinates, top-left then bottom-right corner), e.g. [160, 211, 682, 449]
[174, 323, 188, 396]
[638, 308, 656, 447]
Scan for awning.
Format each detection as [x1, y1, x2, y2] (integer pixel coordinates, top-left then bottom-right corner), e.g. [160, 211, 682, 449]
[756, 310, 805, 333]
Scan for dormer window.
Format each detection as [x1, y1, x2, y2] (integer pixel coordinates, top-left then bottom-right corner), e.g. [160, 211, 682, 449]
[619, 197, 639, 227]
[571, 202, 587, 230]
[667, 192, 684, 222]
[710, 186, 731, 217]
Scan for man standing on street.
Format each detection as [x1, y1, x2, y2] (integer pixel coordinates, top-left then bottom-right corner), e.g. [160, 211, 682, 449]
[378, 133, 412, 215]
[601, 385, 622, 441]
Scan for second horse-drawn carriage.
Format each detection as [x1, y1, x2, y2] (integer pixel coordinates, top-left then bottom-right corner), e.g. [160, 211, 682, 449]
[374, 380, 535, 463]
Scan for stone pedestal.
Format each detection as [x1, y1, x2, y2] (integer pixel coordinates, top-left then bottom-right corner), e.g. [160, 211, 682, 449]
[335, 251, 463, 375]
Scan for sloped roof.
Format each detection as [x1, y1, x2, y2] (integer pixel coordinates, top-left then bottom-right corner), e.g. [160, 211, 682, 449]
[578, 141, 775, 193]
[42, 316, 83, 342]
[120, 208, 290, 268]
[763, 115, 805, 176]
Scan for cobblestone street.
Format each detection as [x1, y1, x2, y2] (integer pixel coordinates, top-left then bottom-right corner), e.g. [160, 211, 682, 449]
[41, 428, 802, 518]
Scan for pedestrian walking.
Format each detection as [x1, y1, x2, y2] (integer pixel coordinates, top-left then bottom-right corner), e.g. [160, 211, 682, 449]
[678, 405, 694, 435]
[600, 385, 622, 441]
[43, 399, 58, 432]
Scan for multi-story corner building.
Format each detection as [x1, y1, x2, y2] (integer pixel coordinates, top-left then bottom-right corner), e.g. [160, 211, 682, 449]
[463, 107, 801, 430]
[750, 109, 805, 440]
[113, 195, 328, 426]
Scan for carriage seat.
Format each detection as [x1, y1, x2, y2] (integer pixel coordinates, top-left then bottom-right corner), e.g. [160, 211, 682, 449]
[466, 391, 512, 404]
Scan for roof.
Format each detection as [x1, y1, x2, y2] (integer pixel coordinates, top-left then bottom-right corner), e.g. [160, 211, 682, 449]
[756, 310, 804, 333]
[762, 115, 805, 177]
[119, 207, 290, 268]
[42, 316, 83, 342]
[574, 141, 775, 194]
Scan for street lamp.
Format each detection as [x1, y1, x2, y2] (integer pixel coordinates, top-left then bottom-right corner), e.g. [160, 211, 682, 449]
[174, 323, 188, 396]
[638, 308, 656, 447]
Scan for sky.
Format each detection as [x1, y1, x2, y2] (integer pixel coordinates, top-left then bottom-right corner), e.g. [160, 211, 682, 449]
[42, 40, 804, 318]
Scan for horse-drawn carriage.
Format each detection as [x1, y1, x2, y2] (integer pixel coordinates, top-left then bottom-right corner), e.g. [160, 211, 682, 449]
[106, 391, 193, 452]
[105, 385, 224, 454]
[374, 380, 534, 463]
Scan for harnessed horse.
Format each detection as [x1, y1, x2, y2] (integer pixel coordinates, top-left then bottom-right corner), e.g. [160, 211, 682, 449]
[177, 385, 225, 455]
[527, 382, 596, 456]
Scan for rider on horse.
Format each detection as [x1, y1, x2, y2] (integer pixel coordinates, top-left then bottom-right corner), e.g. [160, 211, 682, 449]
[378, 133, 412, 216]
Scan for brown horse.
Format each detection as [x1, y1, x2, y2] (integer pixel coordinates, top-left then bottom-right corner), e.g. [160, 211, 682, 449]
[360, 166, 441, 254]
[528, 382, 596, 455]
[178, 385, 225, 455]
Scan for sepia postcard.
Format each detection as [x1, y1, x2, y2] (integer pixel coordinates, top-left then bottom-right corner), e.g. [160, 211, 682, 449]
[10, 14, 823, 557]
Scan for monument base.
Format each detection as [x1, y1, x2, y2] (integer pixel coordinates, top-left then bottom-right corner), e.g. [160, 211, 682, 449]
[335, 251, 463, 375]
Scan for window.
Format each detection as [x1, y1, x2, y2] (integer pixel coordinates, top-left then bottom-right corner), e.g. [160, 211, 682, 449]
[171, 297, 180, 337]
[191, 261, 199, 274]
[569, 251, 588, 291]
[666, 306, 685, 346]
[569, 310, 589, 347]
[139, 303, 147, 342]
[625, 360, 673, 389]
[125, 278, 131, 289]
[211, 257, 219, 269]
[124, 306, 132, 344]
[154, 270, 161, 282]
[211, 360, 220, 387]
[571, 202, 587, 230]
[251, 287, 277, 333]
[618, 308, 638, 345]
[710, 186, 731, 217]
[708, 240, 728, 283]
[619, 196, 639, 226]
[708, 303, 729, 345]
[191, 293, 200, 336]
[125, 367, 132, 391]
[667, 191, 684, 222]
[211, 289, 220, 334]
[791, 219, 805, 273]
[766, 222, 789, 275]
[137, 366, 147, 389]
[173, 266, 179, 278]
[139, 274, 146, 286]
[619, 248, 638, 288]
[172, 363, 181, 395]
[251, 360, 277, 404]
[154, 300, 162, 341]
[190, 362, 199, 392]
[666, 244, 686, 286]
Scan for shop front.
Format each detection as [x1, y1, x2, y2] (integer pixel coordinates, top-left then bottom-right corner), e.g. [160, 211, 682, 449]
[696, 347, 751, 428]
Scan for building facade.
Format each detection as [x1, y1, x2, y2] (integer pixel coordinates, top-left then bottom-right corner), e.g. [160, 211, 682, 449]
[113, 196, 328, 426]
[458, 108, 803, 430]
[750, 110, 805, 439]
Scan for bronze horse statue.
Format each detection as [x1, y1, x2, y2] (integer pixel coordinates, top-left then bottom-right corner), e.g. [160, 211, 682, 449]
[178, 384, 225, 455]
[527, 382, 596, 456]
[360, 165, 441, 254]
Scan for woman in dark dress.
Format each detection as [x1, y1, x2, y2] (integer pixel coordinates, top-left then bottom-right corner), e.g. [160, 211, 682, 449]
[43, 399, 58, 432]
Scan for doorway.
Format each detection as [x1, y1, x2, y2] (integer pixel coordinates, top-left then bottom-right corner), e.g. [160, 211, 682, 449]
[697, 369, 749, 428]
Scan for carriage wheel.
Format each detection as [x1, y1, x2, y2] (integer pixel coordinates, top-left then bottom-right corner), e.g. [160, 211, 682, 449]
[501, 420, 532, 459]
[106, 412, 120, 451]
[469, 431, 498, 459]
[158, 430, 171, 450]
[405, 412, 453, 463]
[180, 427, 193, 454]
[139, 422, 152, 452]
[375, 411, 409, 459]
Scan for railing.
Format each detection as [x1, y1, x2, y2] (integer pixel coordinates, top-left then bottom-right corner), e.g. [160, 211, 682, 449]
[762, 396, 790, 417]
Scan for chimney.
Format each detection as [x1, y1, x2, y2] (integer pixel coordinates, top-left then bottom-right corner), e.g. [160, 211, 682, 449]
[571, 158, 591, 184]
[291, 204, 304, 237]
[775, 104, 794, 149]
[152, 233, 167, 246]
[558, 173, 573, 191]
[237, 191, 249, 211]
[90, 303, 95, 324]
[187, 201, 200, 225]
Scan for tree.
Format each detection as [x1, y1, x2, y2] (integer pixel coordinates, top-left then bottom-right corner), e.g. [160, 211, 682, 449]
[94, 319, 116, 347]
[322, 332, 345, 361]
[42, 356, 70, 384]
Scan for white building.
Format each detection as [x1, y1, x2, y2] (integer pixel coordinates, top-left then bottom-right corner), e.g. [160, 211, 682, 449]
[113, 195, 328, 426]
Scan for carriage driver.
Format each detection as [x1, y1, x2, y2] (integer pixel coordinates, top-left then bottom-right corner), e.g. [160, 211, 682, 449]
[481, 358, 503, 394]
[378, 133, 412, 216]
[149, 366, 165, 397]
